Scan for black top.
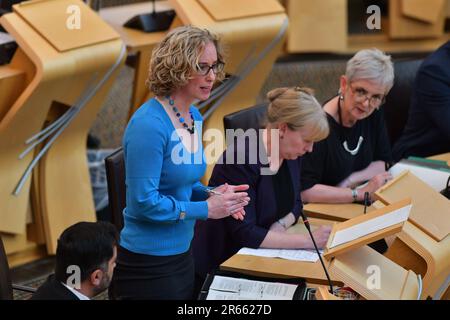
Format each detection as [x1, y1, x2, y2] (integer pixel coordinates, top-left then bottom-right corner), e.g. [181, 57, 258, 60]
[301, 105, 392, 190]
[272, 160, 294, 220]
[392, 41, 450, 161]
[193, 135, 303, 278]
[31, 274, 79, 300]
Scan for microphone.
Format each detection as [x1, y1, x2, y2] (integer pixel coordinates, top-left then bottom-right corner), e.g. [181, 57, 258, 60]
[363, 191, 370, 214]
[299, 209, 334, 294]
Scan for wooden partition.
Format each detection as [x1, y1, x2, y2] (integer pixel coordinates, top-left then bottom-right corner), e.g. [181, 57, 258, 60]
[375, 171, 450, 299]
[168, 0, 287, 183]
[0, 0, 125, 256]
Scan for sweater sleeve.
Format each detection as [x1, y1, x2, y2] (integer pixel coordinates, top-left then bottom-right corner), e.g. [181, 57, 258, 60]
[191, 181, 209, 201]
[124, 115, 208, 223]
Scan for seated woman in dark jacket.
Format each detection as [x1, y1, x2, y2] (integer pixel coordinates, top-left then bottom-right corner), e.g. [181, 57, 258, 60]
[193, 87, 331, 282]
[301, 49, 395, 204]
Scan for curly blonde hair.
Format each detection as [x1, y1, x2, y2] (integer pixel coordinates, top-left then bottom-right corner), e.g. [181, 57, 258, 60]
[146, 25, 226, 97]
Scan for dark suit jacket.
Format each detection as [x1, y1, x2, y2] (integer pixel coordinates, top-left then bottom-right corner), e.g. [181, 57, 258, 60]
[31, 274, 79, 300]
[192, 135, 303, 279]
[393, 41, 450, 161]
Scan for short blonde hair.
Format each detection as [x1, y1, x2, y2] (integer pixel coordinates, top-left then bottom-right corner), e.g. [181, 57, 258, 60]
[346, 48, 394, 93]
[266, 87, 329, 142]
[146, 25, 226, 97]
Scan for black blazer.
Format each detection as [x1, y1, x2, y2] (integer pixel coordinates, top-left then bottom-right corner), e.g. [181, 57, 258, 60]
[31, 274, 79, 300]
[393, 41, 450, 160]
[193, 135, 303, 279]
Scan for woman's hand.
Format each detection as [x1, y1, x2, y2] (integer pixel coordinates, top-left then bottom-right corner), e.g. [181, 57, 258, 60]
[337, 174, 356, 188]
[308, 225, 332, 249]
[206, 183, 250, 220]
[358, 172, 393, 200]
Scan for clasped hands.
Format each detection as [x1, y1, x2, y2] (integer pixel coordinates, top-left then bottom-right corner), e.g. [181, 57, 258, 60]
[206, 183, 250, 221]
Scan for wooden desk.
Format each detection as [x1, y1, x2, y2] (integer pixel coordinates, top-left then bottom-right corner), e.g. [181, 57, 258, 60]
[303, 202, 371, 221]
[428, 152, 450, 164]
[100, 2, 174, 116]
[220, 218, 343, 286]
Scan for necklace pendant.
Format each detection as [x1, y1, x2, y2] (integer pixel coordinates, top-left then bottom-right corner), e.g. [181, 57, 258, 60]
[343, 136, 364, 156]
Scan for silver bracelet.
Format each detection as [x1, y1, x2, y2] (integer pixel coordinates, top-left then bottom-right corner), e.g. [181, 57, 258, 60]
[277, 218, 288, 229]
[351, 188, 358, 202]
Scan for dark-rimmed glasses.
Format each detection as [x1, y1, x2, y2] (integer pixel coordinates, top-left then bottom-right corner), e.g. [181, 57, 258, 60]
[349, 84, 386, 108]
[196, 61, 225, 76]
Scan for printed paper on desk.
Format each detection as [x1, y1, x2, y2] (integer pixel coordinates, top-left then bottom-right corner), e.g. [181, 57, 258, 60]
[237, 247, 321, 262]
[207, 275, 298, 300]
[329, 204, 412, 248]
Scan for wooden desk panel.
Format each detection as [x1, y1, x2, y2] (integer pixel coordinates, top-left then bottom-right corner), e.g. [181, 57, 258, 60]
[221, 254, 341, 285]
[303, 203, 369, 221]
[221, 218, 342, 285]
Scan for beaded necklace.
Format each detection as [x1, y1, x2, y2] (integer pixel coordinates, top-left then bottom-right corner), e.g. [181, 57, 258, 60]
[166, 96, 195, 134]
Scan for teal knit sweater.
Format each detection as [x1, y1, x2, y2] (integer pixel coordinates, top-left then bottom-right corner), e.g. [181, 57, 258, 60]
[120, 98, 208, 256]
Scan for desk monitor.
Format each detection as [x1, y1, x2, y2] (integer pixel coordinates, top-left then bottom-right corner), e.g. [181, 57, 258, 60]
[123, 0, 175, 32]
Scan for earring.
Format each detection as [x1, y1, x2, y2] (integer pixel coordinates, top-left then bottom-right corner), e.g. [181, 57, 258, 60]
[339, 95, 344, 100]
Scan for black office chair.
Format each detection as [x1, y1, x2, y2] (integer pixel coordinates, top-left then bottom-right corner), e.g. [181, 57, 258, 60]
[104, 148, 126, 231]
[223, 103, 268, 133]
[222, 102, 268, 151]
[382, 58, 423, 146]
[0, 236, 36, 300]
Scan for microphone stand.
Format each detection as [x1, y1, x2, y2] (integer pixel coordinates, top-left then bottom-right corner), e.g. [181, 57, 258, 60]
[299, 210, 334, 294]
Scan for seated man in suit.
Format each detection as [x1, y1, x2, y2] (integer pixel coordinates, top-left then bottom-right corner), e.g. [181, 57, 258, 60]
[32, 221, 118, 300]
[393, 41, 450, 161]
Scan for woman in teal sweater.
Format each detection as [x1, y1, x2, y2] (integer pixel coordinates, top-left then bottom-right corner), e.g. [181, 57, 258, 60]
[110, 26, 250, 300]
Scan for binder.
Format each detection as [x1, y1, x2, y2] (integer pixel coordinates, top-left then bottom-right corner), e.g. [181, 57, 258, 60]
[198, 269, 308, 300]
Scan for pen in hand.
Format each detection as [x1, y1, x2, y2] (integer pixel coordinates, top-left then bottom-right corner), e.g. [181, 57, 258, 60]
[205, 187, 223, 196]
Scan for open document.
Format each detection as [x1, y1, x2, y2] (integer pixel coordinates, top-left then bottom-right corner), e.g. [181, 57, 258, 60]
[206, 275, 299, 300]
[237, 247, 321, 262]
[329, 204, 412, 248]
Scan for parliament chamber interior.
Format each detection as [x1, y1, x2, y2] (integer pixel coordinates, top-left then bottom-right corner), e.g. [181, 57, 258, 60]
[0, 0, 449, 302]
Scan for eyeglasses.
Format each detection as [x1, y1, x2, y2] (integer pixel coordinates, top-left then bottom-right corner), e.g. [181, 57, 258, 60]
[196, 61, 225, 76]
[349, 84, 386, 108]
